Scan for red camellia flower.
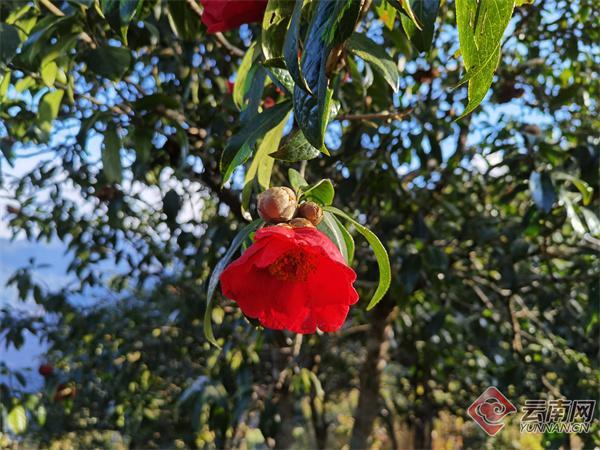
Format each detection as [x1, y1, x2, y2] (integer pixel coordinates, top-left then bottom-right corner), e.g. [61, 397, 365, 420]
[38, 363, 53, 377]
[220, 225, 359, 333]
[200, 0, 268, 34]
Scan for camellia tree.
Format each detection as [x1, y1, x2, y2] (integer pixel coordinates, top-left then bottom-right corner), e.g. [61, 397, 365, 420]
[0, 0, 598, 449]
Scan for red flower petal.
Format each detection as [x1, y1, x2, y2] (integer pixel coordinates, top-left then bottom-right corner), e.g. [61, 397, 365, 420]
[199, 0, 268, 34]
[220, 226, 359, 334]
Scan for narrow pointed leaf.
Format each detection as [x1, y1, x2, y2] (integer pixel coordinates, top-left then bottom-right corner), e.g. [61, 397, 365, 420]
[262, 0, 295, 60]
[102, 124, 123, 184]
[400, 0, 440, 52]
[283, 0, 311, 93]
[324, 206, 391, 310]
[270, 129, 321, 162]
[347, 33, 400, 92]
[288, 168, 309, 192]
[455, 0, 515, 118]
[303, 179, 335, 206]
[220, 100, 292, 184]
[204, 220, 264, 347]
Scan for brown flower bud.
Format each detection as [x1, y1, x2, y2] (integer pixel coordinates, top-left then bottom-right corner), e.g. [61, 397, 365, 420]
[289, 218, 315, 229]
[297, 202, 323, 226]
[257, 187, 297, 223]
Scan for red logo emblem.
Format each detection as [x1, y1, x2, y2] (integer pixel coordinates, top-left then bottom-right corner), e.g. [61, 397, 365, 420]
[468, 387, 517, 436]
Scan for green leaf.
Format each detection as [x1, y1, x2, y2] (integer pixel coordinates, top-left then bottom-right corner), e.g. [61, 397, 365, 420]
[376, 1, 398, 30]
[167, 1, 201, 41]
[41, 61, 58, 87]
[41, 35, 79, 67]
[265, 65, 294, 95]
[0, 71, 11, 102]
[220, 100, 292, 184]
[120, 0, 141, 25]
[554, 172, 593, 206]
[82, 45, 132, 80]
[0, 23, 20, 62]
[262, 0, 295, 60]
[283, 0, 311, 93]
[100, 0, 118, 16]
[562, 193, 586, 235]
[38, 89, 64, 133]
[581, 208, 600, 235]
[455, 0, 515, 118]
[174, 124, 189, 167]
[239, 66, 267, 123]
[101, 0, 141, 43]
[134, 93, 180, 112]
[163, 189, 181, 223]
[333, 214, 355, 265]
[36, 405, 47, 427]
[324, 206, 392, 310]
[234, 42, 260, 110]
[102, 124, 123, 184]
[270, 129, 322, 162]
[18, 15, 72, 67]
[400, 0, 440, 52]
[529, 171, 555, 213]
[130, 127, 154, 172]
[77, 111, 107, 148]
[347, 33, 400, 92]
[204, 220, 264, 347]
[294, 0, 362, 148]
[242, 114, 289, 219]
[8, 405, 27, 434]
[303, 179, 335, 206]
[321, 211, 355, 264]
[15, 76, 35, 93]
[388, 0, 423, 30]
[288, 168, 309, 192]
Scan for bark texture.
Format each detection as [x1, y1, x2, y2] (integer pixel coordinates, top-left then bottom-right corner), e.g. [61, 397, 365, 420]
[349, 298, 396, 449]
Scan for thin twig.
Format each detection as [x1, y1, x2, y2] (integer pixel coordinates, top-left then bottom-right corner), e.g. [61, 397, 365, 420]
[336, 108, 413, 122]
[292, 334, 303, 357]
[214, 33, 245, 58]
[185, 0, 204, 17]
[299, 160, 307, 178]
[184, 0, 245, 57]
[39, 0, 64, 16]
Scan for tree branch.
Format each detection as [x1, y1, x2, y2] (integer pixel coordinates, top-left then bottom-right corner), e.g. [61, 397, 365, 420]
[336, 109, 413, 122]
[193, 166, 245, 222]
[185, 0, 245, 57]
[349, 297, 396, 450]
[39, 0, 64, 16]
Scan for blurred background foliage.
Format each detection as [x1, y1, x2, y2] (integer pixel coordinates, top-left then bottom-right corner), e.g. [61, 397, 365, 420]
[0, 0, 598, 449]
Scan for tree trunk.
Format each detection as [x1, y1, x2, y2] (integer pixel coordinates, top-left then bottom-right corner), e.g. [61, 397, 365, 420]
[273, 382, 296, 450]
[349, 298, 396, 450]
[271, 333, 306, 449]
[412, 416, 432, 450]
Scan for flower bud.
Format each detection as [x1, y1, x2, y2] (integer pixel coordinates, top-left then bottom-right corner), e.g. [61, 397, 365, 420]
[297, 202, 323, 226]
[257, 187, 297, 223]
[290, 218, 315, 229]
